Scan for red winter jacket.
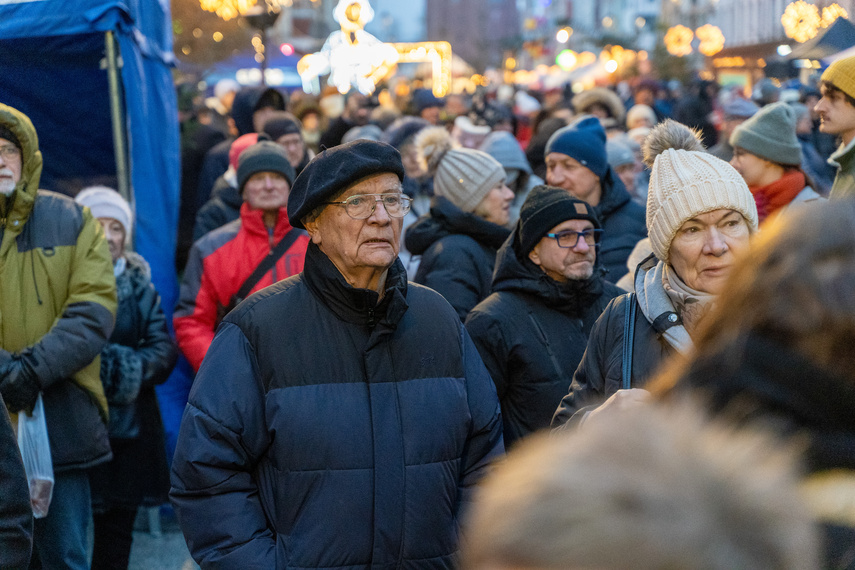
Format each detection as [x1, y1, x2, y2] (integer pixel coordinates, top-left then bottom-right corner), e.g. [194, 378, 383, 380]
[174, 203, 309, 371]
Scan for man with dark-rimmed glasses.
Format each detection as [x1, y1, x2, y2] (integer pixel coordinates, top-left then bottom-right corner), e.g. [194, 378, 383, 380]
[170, 139, 504, 569]
[466, 185, 623, 448]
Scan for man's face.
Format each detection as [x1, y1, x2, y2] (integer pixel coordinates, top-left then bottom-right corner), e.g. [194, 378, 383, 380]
[401, 143, 426, 179]
[243, 171, 291, 213]
[0, 137, 22, 196]
[635, 88, 655, 106]
[277, 133, 305, 167]
[97, 217, 125, 264]
[305, 172, 403, 283]
[346, 94, 371, 125]
[545, 152, 602, 206]
[815, 85, 855, 142]
[528, 219, 597, 282]
[615, 163, 636, 194]
[420, 106, 441, 125]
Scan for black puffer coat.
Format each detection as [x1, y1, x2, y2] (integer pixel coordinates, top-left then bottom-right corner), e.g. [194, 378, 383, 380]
[0, 392, 31, 570]
[89, 254, 178, 508]
[595, 170, 647, 282]
[465, 235, 622, 447]
[171, 242, 504, 569]
[406, 196, 511, 321]
[551, 293, 677, 427]
[193, 175, 242, 242]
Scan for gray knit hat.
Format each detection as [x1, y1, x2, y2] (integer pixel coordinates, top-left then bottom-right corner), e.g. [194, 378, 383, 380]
[415, 126, 504, 212]
[729, 102, 801, 166]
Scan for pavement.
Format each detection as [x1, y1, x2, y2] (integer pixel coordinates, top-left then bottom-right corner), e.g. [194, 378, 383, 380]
[127, 507, 198, 570]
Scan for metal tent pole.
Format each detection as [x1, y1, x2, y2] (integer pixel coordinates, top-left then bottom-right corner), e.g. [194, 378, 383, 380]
[105, 30, 131, 204]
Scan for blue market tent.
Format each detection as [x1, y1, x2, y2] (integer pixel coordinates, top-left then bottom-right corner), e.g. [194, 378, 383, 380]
[0, 0, 180, 313]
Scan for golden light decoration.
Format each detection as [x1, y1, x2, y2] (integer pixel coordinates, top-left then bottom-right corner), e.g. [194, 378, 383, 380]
[664, 25, 694, 57]
[822, 3, 848, 27]
[199, 0, 287, 21]
[696, 24, 725, 56]
[781, 1, 822, 43]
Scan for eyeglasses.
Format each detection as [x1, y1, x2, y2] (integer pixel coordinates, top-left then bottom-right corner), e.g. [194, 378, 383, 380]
[545, 228, 603, 248]
[325, 193, 412, 220]
[0, 145, 20, 159]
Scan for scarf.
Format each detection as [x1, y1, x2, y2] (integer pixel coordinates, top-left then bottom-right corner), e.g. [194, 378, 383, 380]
[662, 264, 717, 337]
[634, 257, 693, 354]
[750, 170, 805, 223]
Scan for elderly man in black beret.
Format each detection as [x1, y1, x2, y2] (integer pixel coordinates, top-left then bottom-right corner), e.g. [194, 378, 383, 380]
[170, 140, 504, 569]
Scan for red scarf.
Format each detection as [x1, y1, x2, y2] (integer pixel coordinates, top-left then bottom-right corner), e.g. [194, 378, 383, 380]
[750, 170, 806, 223]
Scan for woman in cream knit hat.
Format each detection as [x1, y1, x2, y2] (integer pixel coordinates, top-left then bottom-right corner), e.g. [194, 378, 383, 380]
[553, 120, 758, 428]
[404, 126, 514, 321]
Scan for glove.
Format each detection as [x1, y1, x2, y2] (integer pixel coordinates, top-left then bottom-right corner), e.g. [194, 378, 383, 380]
[0, 355, 41, 414]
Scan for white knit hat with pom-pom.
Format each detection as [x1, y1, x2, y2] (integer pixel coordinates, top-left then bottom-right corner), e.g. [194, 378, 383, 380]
[643, 120, 758, 262]
[415, 126, 504, 213]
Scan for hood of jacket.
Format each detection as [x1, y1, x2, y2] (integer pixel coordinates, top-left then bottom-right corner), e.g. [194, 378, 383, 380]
[596, 167, 633, 219]
[491, 227, 606, 316]
[404, 196, 511, 256]
[0, 103, 42, 233]
[231, 87, 285, 136]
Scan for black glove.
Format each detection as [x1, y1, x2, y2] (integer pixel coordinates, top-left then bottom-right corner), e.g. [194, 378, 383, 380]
[0, 355, 41, 414]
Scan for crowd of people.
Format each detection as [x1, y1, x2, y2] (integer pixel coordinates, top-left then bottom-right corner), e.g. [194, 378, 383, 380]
[2, 52, 855, 569]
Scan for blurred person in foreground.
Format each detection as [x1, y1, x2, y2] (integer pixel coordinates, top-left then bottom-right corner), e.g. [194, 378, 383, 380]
[0, 390, 32, 570]
[406, 127, 514, 321]
[170, 140, 503, 568]
[552, 120, 758, 428]
[815, 55, 855, 199]
[465, 188, 622, 448]
[463, 400, 820, 570]
[655, 199, 855, 568]
[545, 116, 647, 281]
[0, 103, 116, 569]
[75, 187, 178, 570]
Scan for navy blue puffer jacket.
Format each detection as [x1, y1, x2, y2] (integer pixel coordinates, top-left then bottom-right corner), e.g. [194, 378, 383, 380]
[170, 242, 504, 569]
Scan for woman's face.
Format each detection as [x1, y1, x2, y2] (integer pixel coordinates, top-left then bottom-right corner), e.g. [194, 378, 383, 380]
[474, 181, 514, 226]
[668, 209, 751, 295]
[97, 217, 126, 264]
[730, 147, 773, 187]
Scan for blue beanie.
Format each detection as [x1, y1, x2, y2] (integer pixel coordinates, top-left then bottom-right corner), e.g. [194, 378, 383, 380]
[545, 116, 608, 180]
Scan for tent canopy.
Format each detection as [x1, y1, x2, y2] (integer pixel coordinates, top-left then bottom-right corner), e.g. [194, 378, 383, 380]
[789, 17, 855, 61]
[0, 0, 180, 312]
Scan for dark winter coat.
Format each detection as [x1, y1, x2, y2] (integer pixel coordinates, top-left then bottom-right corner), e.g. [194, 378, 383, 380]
[89, 254, 178, 508]
[595, 170, 648, 282]
[671, 333, 855, 569]
[319, 116, 356, 149]
[196, 87, 285, 207]
[551, 293, 677, 427]
[193, 175, 241, 241]
[0, 392, 32, 570]
[465, 236, 622, 447]
[170, 242, 504, 569]
[406, 196, 511, 321]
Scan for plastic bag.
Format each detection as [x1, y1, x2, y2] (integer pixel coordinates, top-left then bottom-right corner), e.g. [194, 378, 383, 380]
[17, 394, 54, 518]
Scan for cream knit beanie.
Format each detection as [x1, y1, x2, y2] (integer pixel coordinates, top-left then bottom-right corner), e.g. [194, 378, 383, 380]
[643, 120, 758, 262]
[415, 126, 504, 212]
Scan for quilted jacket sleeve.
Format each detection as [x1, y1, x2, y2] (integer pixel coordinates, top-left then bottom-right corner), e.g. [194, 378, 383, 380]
[173, 242, 219, 372]
[456, 325, 504, 512]
[170, 322, 276, 568]
[22, 209, 116, 390]
[417, 238, 486, 322]
[136, 280, 178, 389]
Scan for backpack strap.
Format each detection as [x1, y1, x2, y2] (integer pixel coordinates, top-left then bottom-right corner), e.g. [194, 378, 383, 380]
[234, 228, 306, 303]
[621, 293, 637, 390]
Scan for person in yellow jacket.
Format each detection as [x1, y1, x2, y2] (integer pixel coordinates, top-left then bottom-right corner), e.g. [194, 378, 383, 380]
[0, 103, 116, 569]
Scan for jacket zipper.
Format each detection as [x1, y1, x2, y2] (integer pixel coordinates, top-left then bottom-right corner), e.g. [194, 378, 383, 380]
[527, 312, 568, 381]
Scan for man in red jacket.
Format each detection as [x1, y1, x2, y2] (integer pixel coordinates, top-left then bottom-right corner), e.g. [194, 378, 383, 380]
[174, 141, 309, 371]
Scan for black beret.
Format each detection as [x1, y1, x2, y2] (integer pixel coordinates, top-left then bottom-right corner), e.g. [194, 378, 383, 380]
[517, 185, 601, 256]
[288, 140, 405, 229]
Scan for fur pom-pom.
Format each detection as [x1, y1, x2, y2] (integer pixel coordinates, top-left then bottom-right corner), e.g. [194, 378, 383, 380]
[642, 119, 706, 168]
[414, 126, 458, 177]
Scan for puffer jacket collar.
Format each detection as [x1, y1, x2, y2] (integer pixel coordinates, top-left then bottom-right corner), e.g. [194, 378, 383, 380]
[596, 168, 632, 218]
[491, 228, 605, 317]
[238, 202, 293, 241]
[302, 241, 409, 328]
[0, 104, 42, 244]
[405, 195, 511, 255]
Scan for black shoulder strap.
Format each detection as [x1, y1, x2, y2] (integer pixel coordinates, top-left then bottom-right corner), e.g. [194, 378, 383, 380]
[621, 293, 637, 390]
[235, 228, 306, 302]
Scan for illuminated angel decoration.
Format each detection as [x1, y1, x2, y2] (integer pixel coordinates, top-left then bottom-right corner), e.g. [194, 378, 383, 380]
[298, 0, 399, 95]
